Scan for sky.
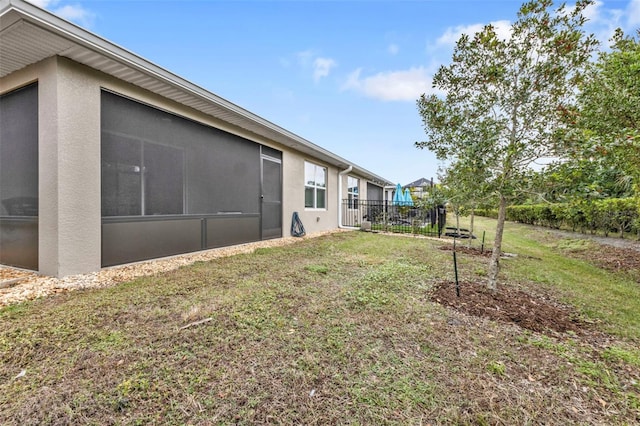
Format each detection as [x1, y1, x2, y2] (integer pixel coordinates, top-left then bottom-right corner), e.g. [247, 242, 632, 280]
[27, 0, 640, 185]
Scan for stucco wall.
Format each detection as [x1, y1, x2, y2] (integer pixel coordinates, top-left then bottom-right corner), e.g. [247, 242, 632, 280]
[1, 55, 369, 275]
[54, 58, 102, 276]
[1, 57, 103, 276]
[281, 152, 340, 235]
[37, 58, 61, 276]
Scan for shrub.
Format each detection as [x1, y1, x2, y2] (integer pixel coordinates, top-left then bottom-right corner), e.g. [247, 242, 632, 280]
[506, 198, 638, 237]
[475, 208, 498, 218]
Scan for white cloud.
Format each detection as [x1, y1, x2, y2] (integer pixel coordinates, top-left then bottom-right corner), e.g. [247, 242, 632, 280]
[582, 0, 604, 22]
[575, 0, 638, 29]
[25, 0, 57, 7]
[593, 11, 624, 45]
[295, 50, 337, 82]
[25, 1, 95, 27]
[577, 0, 640, 46]
[435, 23, 483, 47]
[388, 43, 399, 55]
[313, 57, 337, 82]
[55, 4, 95, 27]
[52, 4, 95, 27]
[341, 66, 438, 102]
[627, 0, 640, 27]
[433, 20, 512, 50]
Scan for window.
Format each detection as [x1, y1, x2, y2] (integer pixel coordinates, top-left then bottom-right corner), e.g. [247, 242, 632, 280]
[304, 161, 327, 209]
[102, 133, 184, 216]
[347, 176, 359, 209]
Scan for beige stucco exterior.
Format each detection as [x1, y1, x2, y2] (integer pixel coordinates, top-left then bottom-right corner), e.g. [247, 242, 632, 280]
[0, 0, 393, 276]
[1, 57, 102, 276]
[2, 55, 387, 276]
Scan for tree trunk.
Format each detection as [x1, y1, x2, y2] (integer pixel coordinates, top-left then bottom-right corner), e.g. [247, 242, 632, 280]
[468, 208, 475, 249]
[488, 196, 507, 291]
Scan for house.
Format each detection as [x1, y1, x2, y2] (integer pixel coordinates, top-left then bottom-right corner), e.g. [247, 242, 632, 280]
[404, 177, 434, 199]
[0, 0, 393, 277]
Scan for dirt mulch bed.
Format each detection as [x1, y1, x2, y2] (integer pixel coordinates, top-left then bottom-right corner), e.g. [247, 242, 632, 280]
[537, 228, 640, 279]
[575, 245, 640, 278]
[438, 244, 492, 257]
[431, 280, 585, 335]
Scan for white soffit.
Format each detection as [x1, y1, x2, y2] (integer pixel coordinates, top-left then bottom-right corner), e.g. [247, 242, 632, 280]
[0, 20, 73, 77]
[0, 0, 392, 186]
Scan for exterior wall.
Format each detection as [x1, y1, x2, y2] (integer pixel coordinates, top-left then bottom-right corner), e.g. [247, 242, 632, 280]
[339, 173, 385, 228]
[1, 55, 352, 275]
[1, 57, 102, 277]
[55, 58, 102, 276]
[96, 64, 340, 238]
[94, 58, 346, 247]
[281, 151, 339, 235]
[37, 59, 59, 276]
[359, 177, 369, 201]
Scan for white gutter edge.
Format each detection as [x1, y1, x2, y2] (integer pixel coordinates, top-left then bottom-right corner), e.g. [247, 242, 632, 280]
[338, 166, 354, 229]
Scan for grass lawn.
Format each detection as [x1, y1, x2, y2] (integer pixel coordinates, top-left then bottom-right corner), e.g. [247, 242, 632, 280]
[1, 219, 639, 425]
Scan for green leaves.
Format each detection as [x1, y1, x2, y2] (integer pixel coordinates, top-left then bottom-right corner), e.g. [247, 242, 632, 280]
[417, 0, 597, 188]
[567, 29, 640, 211]
[416, 0, 598, 289]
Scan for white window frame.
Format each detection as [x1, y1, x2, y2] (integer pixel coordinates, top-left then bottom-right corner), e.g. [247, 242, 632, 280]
[347, 176, 359, 210]
[304, 161, 327, 210]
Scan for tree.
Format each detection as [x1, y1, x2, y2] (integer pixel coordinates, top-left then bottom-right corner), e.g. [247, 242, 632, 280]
[530, 157, 632, 203]
[416, 0, 598, 290]
[570, 29, 640, 209]
[440, 153, 493, 247]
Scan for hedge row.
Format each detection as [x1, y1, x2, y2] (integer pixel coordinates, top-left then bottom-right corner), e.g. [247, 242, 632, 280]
[505, 198, 638, 237]
[474, 208, 498, 219]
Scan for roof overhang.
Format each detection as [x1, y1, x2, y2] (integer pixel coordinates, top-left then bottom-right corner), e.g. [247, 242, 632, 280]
[0, 0, 393, 186]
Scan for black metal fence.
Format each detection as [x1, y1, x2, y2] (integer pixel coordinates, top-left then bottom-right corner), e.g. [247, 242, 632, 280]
[342, 200, 446, 236]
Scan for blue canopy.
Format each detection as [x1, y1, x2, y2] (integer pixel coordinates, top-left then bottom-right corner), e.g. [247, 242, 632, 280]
[392, 184, 414, 206]
[404, 188, 414, 206]
[392, 183, 403, 205]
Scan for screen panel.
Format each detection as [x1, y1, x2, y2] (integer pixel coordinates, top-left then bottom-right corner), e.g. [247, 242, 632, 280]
[144, 142, 184, 215]
[101, 91, 260, 216]
[101, 133, 142, 216]
[101, 90, 271, 266]
[0, 84, 38, 270]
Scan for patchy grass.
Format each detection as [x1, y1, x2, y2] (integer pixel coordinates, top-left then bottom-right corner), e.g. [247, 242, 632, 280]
[456, 216, 640, 340]
[1, 227, 639, 424]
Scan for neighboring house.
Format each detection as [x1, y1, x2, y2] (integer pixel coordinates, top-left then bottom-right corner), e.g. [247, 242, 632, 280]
[404, 177, 434, 199]
[0, 0, 393, 277]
